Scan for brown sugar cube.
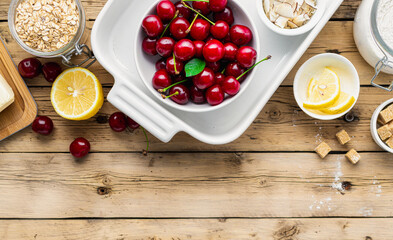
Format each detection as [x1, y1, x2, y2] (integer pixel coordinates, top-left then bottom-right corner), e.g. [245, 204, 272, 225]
[345, 149, 361, 164]
[379, 108, 393, 124]
[336, 130, 351, 145]
[387, 121, 393, 133]
[377, 125, 392, 141]
[315, 142, 332, 159]
[386, 137, 393, 149]
[387, 104, 393, 113]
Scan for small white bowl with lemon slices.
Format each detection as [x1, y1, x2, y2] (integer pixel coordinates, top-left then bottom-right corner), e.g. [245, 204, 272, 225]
[294, 53, 360, 120]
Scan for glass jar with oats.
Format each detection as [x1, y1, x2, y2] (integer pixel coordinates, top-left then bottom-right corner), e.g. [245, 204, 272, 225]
[8, 0, 95, 67]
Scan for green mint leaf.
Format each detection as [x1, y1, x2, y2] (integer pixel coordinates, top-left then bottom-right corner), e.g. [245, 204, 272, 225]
[185, 58, 206, 77]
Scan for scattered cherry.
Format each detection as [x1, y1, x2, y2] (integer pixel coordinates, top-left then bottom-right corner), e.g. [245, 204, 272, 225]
[190, 85, 206, 104]
[168, 84, 190, 105]
[209, 0, 228, 12]
[157, 0, 176, 22]
[32, 116, 53, 135]
[156, 37, 176, 58]
[192, 1, 211, 15]
[193, 40, 205, 58]
[109, 112, 127, 132]
[221, 76, 240, 96]
[156, 58, 167, 71]
[170, 17, 190, 39]
[18, 58, 42, 79]
[175, 1, 191, 19]
[166, 56, 184, 75]
[174, 39, 196, 61]
[206, 84, 225, 106]
[153, 69, 172, 90]
[210, 20, 229, 39]
[142, 15, 164, 38]
[223, 42, 238, 61]
[230, 25, 253, 46]
[213, 7, 234, 26]
[193, 67, 215, 90]
[236, 46, 257, 68]
[203, 39, 225, 62]
[70, 137, 90, 158]
[142, 37, 158, 56]
[42, 62, 62, 83]
[127, 117, 140, 130]
[190, 19, 210, 41]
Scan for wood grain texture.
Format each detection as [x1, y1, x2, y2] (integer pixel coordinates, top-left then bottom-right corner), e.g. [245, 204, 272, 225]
[0, 219, 391, 240]
[0, 86, 389, 152]
[0, 152, 391, 218]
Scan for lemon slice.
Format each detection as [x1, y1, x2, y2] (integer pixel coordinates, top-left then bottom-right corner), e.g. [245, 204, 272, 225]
[320, 91, 355, 115]
[51, 68, 104, 120]
[303, 68, 340, 110]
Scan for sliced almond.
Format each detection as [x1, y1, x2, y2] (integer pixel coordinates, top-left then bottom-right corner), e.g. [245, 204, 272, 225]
[292, 14, 307, 26]
[269, 11, 280, 22]
[263, 0, 271, 14]
[275, 2, 294, 18]
[275, 16, 289, 28]
[305, 0, 317, 9]
[287, 20, 298, 28]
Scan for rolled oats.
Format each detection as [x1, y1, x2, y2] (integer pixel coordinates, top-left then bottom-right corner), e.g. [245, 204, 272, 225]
[15, 0, 80, 52]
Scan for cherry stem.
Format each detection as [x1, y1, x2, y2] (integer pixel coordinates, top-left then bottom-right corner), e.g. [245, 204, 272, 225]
[172, 52, 179, 75]
[158, 79, 188, 93]
[182, 0, 209, 2]
[160, 10, 179, 38]
[221, 68, 225, 74]
[162, 91, 180, 99]
[236, 55, 272, 80]
[186, 14, 199, 33]
[181, 1, 215, 25]
[141, 126, 149, 156]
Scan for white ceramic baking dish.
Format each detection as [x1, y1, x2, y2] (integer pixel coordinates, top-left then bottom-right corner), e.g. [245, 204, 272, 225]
[91, 0, 343, 144]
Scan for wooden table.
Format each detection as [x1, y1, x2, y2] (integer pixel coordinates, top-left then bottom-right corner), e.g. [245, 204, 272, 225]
[1, 0, 393, 239]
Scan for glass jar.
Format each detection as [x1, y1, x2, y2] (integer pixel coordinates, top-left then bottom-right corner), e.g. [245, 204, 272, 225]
[8, 0, 95, 68]
[354, 0, 393, 91]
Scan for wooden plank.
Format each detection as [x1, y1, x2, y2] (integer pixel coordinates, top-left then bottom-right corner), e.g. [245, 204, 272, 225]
[0, 86, 389, 152]
[0, 152, 391, 218]
[0, 219, 391, 239]
[1, 21, 388, 87]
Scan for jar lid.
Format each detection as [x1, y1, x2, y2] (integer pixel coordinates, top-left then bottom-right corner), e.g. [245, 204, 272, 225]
[371, 0, 393, 57]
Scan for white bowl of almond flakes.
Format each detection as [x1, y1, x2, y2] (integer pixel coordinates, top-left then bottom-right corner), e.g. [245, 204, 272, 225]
[257, 0, 327, 36]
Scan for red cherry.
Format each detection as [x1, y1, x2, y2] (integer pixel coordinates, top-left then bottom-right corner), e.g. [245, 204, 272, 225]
[175, 1, 191, 19]
[223, 42, 238, 61]
[153, 69, 172, 90]
[193, 40, 205, 58]
[221, 76, 240, 95]
[142, 15, 164, 38]
[42, 62, 62, 83]
[32, 116, 53, 135]
[156, 37, 176, 57]
[157, 0, 176, 22]
[206, 61, 221, 72]
[170, 17, 190, 39]
[213, 7, 234, 26]
[190, 19, 210, 41]
[156, 58, 167, 71]
[109, 112, 127, 132]
[209, 0, 227, 12]
[236, 46, 257, 68]
[206, 84, 225, 106]
[225, 62, 246, 82]
[169, 84, 190, 105]
[127, 117, 140, 130]
[192, 1, 211, 15]
[18, 58, 42, 79]
[193, 67, 215, 90]
[210, 20, 229, 39]
[222, 33, 232, 43]
[142, 37, 157, 56]
[203, 39, 225, 62]
[205, 35, 215, 42]
[174, 39, 196, 61]
[215, 72, 225, 84]
[190, 85, 206, 104]
[230, 25, 253, 46]
[70, 137, 90, 158]
[166, 56, 184, 75]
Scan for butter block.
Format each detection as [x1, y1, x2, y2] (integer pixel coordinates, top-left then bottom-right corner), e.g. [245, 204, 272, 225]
[0, 73, 14, 113]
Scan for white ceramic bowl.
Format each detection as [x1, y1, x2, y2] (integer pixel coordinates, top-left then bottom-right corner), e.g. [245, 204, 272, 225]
[371, 98, 393, 154]
[293, 53, 360, 120]
[135, 0, 260, 113]
[257, 0, 326, 36]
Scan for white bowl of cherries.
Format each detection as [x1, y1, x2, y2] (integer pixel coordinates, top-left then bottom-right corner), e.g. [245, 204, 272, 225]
[136, 0, 270, 113]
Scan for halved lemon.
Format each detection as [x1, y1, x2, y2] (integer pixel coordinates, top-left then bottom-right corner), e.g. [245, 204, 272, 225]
[51, 68, 104, 120]
[303, 68, 340, 110]
[320, 91, 355, 115]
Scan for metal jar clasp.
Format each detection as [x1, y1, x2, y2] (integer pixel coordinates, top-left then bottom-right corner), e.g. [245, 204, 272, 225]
[61, 44, 96, 68]
[371, 56, 393, 91]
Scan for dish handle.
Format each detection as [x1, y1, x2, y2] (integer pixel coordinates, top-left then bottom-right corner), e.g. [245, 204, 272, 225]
[107, 77, 182, 143]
